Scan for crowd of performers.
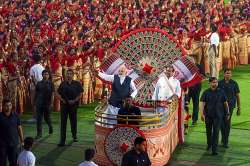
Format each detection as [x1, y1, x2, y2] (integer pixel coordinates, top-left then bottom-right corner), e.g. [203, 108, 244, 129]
[0, 0, 249, 114]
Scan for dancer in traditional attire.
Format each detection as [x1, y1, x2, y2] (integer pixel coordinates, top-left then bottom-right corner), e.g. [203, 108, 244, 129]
[51, 54, 63, 112]
[5, 53, 20, 113]
[238, 26, 248, 64]
[82, 57, 94, 104]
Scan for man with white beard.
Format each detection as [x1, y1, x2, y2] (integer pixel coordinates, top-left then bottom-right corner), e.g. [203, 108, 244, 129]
[97, 66, 137, 126]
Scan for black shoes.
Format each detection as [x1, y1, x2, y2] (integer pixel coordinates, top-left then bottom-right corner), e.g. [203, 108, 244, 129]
[58, 136, 78, 147]
[192, 121, 197, 126]
[57, 143, 65, 147]
[49, 128, 53, 135]
[212, 152, 218, 155]
[73, 138, 78, 142]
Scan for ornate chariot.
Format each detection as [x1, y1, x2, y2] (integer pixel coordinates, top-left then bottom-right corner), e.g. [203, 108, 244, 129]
[94, 28, 202, 166]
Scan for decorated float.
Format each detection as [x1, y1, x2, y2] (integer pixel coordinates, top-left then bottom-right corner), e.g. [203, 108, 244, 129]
[94, 28, 203, 166]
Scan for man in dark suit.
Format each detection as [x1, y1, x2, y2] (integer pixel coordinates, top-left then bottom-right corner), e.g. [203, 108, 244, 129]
[200, 77, 230, 155]
[35, 69, 54, 139]
[188, 63, 205, 125]
[57, 69, 83, 146]
[219, 69, 240, 148]
[117, 97, 141, 126]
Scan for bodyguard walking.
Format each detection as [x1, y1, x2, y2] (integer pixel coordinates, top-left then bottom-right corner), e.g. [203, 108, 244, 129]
[200, 77, 230, 155]
[188, 62, 205, 125]
[219, 69, 240, 148]
[57, 69, 83, 146]
[0, 99, 24, 166]
[35, 69, 54, 139]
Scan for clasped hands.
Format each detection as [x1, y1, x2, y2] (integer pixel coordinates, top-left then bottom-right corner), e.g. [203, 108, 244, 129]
[201, 114, 230, 122]
[61, 99, 77, 105]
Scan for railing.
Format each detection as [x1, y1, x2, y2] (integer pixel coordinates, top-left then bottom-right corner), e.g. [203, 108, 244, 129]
[94, 99, 178, 129]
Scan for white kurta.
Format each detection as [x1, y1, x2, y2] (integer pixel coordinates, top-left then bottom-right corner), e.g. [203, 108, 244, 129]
[79, 161, 98, 166]
[17, 150, 36, 166]
[152, 75, 181, 114]
[152, 75, 181, 101]
[209, 32, 220, 78]
[29, 63, 45, 83]
[210, 32, 220, 47]
[98, 72, 138, 127]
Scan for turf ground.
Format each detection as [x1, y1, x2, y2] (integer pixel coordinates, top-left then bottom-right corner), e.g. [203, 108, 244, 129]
[21, 65, 250, 166]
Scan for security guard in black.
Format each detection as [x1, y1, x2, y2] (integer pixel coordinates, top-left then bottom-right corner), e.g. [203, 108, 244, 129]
[218, 69, 240, 147]
[200, 77, 229, 155]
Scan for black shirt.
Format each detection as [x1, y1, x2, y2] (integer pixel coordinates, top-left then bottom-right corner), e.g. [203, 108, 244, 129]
[218, 79, 240, 109]
[189, 63, 205, 92]
[118, 106, 141, 125]
[200, 88, 228, 118]
[121, 149, 151, 166]
[0, 112, 21, 147]
[35, 80, 55, 106]
[58, 80, 83, 105]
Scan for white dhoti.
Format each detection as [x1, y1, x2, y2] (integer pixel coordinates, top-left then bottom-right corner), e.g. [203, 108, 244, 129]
[104, 104, 120, 127]
[208, 47, 218, 78]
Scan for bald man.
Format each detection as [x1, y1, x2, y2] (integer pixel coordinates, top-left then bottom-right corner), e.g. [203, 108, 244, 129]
[97, 66, 137, 127]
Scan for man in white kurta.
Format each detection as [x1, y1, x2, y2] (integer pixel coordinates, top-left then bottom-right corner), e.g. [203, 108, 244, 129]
[152, 66, 181, 115]
[98, 66, 137, 127]
[29, 53, 45, 122]
[208, 25, 220, 78]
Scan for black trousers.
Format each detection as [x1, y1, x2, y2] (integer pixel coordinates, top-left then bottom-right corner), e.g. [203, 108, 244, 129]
[188, 89, 201, 123]
[221, 108, 233, 146]
[205, 117, 221, 153]
[60, 104, 78, 144]
[0, 146, 18, 166]
[36, 105, 53, 136]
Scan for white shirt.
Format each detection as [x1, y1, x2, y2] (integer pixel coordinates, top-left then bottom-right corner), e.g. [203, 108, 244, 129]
[210, 32, 220, 47]
[98, 72, 138, 98]
[17, 150, 36, 166]
[152, 75, 181, 101]
[29, 63, 45, 83]
[79, 161, 98, 166]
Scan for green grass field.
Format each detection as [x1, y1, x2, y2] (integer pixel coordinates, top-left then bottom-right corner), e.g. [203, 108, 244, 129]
[21, 65, 250, 166]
